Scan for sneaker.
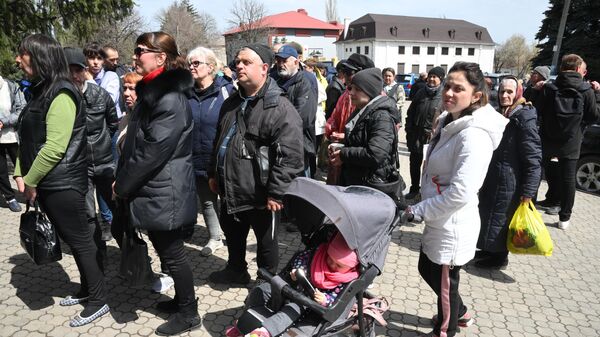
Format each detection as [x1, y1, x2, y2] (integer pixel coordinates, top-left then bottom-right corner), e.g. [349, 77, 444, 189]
[545, 206, 561, 215]
[7, 199, 22, 212]
[152, 274, 175, 293]
[432, 312, 473, 328]
[558, 220, 570, 230]
[201, 239, 224, 257]
[208, 268, 251, 285]
[69, 304, 110, 327]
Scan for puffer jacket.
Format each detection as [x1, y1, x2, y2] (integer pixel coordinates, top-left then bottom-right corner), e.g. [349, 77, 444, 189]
[189, 75, 234, 177]
[209, 77, 304, 214]
[339, 95, 400, 186]
[478, 104, 541, 253]
[82, 82, 118, 176]
[411, 104, 508, 266]
[115, 68, 197, 231]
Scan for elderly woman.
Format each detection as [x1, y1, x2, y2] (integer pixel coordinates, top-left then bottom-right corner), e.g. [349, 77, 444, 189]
[329, 68, 404, 204]
[186, 46, 234, 255]
[476, 76, 542, 269]
[404, 62, 508, 337]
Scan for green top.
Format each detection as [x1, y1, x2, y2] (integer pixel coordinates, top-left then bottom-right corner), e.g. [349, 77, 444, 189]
[14, 92, 76, 187]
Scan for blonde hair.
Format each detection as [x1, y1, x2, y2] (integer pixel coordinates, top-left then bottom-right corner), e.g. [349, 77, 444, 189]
[187, 46, 218, 77]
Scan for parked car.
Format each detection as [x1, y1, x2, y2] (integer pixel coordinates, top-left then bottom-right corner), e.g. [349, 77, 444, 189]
[395, 73, 418, 97]
[577, 124, 600, 193]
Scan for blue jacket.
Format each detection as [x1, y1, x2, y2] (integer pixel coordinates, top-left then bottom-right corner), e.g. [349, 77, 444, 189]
[189, 75, 234, 177]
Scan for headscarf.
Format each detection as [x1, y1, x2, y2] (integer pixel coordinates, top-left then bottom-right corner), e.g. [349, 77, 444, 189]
[311, 233, 359, 289]
[498, 75, 527, 117]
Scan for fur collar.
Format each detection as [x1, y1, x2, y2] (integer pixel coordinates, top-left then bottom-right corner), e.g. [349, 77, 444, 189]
[136, 68, 194, 108]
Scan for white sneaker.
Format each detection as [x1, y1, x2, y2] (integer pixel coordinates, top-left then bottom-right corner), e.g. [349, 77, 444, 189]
[558, 220, 570, 230]
[152, 274, 174, 293]
[200, 239, 224, 256]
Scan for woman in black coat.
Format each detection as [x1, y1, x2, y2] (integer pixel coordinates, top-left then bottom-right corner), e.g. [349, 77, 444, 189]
[329, 68, 405, 205]
[477, 75, 542, 268]
[113, 32, 199, 335]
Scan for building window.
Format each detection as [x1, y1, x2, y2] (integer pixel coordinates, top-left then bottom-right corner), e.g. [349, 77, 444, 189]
[455, 47, 462, 56]
[357, 46, 361, 54]
[441, 47, 449, 55]
[441, 64, 448, 73]
[411, 64, 419, 73]
[426, 64, 434, 72]
[398, 46, 405, 54]
[427, 46, 435, 55]
[345, 48, 348, 52]
[365, 46, 369, 55]
[468, 48, 475, 56]
[412, 46, 420, 55]
[397, 63, 405, 74]
[350, 47, 352, 52]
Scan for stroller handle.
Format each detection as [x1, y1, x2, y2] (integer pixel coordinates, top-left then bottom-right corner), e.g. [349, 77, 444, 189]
[258, 268, 327, 317]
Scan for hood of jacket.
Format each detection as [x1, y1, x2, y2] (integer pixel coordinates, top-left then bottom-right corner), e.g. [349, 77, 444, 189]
[136, 68, 194, 108]
[439, 103, 508, 150]
[555, 71, 590, 91]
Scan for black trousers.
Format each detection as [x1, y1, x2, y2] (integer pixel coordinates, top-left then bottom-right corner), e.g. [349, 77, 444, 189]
[407, 130, 428, 191]
[220, 207, 280, 274]
[147, 228, 195, 306]
[85, 173, 117, 260]
[544, 157, 577, 221]
[418, 250, 467, 337]
[37, 188, 106, 306]
[0, 143, 18, 201]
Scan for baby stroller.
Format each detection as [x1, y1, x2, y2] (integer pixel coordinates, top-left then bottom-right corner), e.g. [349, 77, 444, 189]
[236, 177, 401, 337]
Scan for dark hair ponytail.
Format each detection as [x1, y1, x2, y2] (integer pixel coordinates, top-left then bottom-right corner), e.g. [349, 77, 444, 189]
[135, 31, 187, 70]
[447, 62, 489, 116]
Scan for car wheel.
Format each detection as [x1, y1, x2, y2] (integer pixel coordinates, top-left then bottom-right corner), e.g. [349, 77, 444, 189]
[576, 155, 600, 193]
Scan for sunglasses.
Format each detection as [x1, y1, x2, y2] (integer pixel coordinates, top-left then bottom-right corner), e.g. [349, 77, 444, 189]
[189, 60, 208, 68]
[134, 47, 161, 57]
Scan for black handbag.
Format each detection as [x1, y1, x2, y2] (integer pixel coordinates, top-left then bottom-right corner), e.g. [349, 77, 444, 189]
[19, 202, 62, 265]
[118, 200, 154, 287]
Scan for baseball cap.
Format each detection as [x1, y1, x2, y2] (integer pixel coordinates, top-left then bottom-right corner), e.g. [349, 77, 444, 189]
[64, 47, 86, 69]
[275, 45, 299, 59]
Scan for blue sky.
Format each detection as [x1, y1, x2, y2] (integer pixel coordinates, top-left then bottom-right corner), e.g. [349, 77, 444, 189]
[135, 0, 551, 44]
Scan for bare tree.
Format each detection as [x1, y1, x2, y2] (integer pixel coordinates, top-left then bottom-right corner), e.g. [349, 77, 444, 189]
[494, 34, 538, 77]
[157, 0, 220, 54]
[226, 0, 271, 61]
[325, 0, 339, 22]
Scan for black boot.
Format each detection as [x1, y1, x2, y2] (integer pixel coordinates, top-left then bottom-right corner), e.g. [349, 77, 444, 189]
[155, 298, 201, 336]
[156, 296, 179, 314]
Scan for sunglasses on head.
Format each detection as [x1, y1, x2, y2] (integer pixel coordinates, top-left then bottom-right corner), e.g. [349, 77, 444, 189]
[134, 47, 161, 57]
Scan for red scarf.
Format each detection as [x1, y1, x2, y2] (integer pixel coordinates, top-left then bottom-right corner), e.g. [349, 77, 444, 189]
[311, 236, 359, 289]
[142, 66, 165, 84]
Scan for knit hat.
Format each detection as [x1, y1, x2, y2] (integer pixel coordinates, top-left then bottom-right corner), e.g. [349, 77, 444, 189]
[341, 53, 375, 71]
[241, 44, 273, 65]
[351, 68, 383, 99]
[533, 66, 550, 80]
[64, 47, 86, 69]
[327, 233, 359, 268]
[428, 66, 445, 81]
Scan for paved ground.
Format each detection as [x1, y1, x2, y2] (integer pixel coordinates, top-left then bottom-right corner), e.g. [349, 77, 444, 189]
[1, 116, 600, 336]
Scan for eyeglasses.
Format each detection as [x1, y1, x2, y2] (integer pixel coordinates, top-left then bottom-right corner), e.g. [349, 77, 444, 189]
[189, 60, 208, 68]
[134, 47, 161, 57]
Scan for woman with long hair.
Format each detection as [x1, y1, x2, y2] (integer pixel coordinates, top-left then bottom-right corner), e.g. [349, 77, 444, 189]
[14, 34, 109, 327]
[404, 62, 508, 337]
[113, 31, 200, 335]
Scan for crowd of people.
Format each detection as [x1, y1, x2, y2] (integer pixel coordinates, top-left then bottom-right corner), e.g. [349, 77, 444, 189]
[2, 29, 599, 337]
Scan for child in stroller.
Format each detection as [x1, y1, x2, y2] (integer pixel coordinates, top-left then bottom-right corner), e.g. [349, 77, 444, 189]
[225, 177, 400, 337]
[226, 233, 360, 337]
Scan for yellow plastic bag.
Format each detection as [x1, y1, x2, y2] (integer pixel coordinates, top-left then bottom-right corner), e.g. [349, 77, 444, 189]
[506, 200, 553, 256]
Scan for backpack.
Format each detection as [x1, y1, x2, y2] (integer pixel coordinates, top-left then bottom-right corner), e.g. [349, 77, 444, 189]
[543, 81, 589, 141]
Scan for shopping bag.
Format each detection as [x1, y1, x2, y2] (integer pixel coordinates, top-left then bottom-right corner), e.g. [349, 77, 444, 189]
[118, 201, 154, 287]
[506, 200, 553, 256]
[19, 202, 62, 265]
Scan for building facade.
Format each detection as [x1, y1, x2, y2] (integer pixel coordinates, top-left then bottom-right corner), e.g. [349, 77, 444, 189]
[336, 14, 495, 74]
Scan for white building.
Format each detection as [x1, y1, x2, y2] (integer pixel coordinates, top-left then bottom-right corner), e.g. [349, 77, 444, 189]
[336, 14, 495, 74]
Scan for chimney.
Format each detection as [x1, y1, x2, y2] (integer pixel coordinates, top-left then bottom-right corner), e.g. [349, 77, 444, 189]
[343, 18, 350, 39]
[297, 8, 307, 15]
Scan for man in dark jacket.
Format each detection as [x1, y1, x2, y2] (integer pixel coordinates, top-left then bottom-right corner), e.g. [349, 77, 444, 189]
[404, 66, 444, 199]
[208, 44, 304, 284]
[272, 45, 318, 176]
[325, 62, 345, 120]
[408, 72, 427, 101]
[536, 54, 599, 230]
[65, 47, 118, 246]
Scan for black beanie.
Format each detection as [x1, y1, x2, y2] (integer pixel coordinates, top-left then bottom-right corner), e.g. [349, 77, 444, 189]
[351, 68, 383, 99]
[242, 44, 273, 65]
[428, 66, 446, 81]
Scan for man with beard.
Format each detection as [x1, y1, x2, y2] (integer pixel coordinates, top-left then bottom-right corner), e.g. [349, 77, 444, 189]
[404, 66, 445, 200]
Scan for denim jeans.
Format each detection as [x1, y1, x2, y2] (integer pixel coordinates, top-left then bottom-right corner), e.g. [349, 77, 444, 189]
[195, 176, 221, 241]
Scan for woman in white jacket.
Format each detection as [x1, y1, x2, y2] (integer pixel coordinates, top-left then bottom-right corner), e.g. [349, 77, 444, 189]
[405, 62, 508, 337]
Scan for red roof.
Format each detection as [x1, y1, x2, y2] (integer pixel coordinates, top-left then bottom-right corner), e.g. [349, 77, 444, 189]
[224, 9, 343, 35]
